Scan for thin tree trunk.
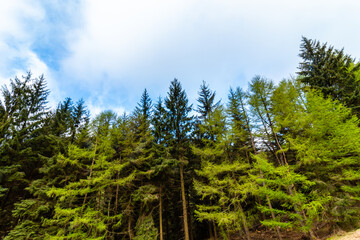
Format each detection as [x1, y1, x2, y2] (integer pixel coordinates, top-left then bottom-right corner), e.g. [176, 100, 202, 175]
[238, 204, 251, 240]
[106, 192, 112, 240]
[208, 221, 214, 240]
[180, 161, 190, 240]
[159, 185, 164, 240]
[107, 193, 112, 218]
[187, 189, 194, 240]
[128, 216, 133, 240]
[114, 170, 120, 215]
[213, 221, 218, 240]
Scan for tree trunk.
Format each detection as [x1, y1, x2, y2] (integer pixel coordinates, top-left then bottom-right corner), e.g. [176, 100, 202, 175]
[114, 170, 120, 215]
[159, 185, 164, 240]
[213, 221, 218, 240]
[128, 217, 133, 240]
[238, 204, 251, 240]
[187, 189, 194, 240]
[180, 161, 190, 240]
[208, 221, 214, 240]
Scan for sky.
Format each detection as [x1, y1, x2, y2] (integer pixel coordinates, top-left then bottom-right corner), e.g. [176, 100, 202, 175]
[1, 0, 360, 117]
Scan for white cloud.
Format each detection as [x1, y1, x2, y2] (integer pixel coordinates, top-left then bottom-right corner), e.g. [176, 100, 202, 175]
[0, 1, 81, 109]
[61, 0, 360, 101]
[87, 100, 126, 118]
[2, 1, 360, 114]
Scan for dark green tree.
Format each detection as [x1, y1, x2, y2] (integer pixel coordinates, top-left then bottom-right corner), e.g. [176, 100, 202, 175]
[197, 81, 219, 121]
[298, 37, 360, 116]
[164, 78, 193, 240]
[152, 97, 167, 145]
[0, 73, 53, 235]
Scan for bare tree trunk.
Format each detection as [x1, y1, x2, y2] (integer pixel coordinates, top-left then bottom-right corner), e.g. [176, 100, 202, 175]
[180, 161, 190, 240]
[159, 185, 164, 240]
[187, 189, 194, 240]
[114, 170, 120, 215]
[213, 221, 218, 240]
[238, 204, 251, 240]
[128, 217, 133, 240]
[208, 221, 214, 240]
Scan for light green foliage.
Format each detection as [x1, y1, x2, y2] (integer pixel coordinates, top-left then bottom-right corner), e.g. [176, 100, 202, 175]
[4, 220, 40, 240]
[284, 90, 360, 227]
[134, 215, 158, 240]
[193, 106, 253, 235]
[251, 153, 325, 232]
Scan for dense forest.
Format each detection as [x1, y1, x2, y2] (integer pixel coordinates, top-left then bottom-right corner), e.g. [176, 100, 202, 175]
[1, 37, 360, 240]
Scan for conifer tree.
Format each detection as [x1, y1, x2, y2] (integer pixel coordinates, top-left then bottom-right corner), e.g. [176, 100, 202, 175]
[193, 105, 253, 240]
[298, 37, 360, 116]
[152, 97, 167, 145]
[164, 78, 193, 240]
[197, 81, 220, 121]
[284, 90, 360, 229]
[151, 96, 178, 240]
[43, 111, 116, 239]
[0, 73, 52, 235]
[227, 87, 253, 161]
[249, 77, 319, 239]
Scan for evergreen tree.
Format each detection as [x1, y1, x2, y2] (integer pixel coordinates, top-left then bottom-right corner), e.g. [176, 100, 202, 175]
[197, 81, 219, 121]
[0, 73, 52, 235]
[152, 97, 167, 145]
[193, 105, 253, 240]
[227, 87, 253, 161]
[284, 90, 360, 230]
[298, 37, 360, 116]
[164, 78, 193, 240]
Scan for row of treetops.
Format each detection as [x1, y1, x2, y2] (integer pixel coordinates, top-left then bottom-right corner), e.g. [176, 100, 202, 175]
[1, 37, 360, 240]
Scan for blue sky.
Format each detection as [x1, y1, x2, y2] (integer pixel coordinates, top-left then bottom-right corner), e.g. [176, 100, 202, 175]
[1, 0, 360, 117]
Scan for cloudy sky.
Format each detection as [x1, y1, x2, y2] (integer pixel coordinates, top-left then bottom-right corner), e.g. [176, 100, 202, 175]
[1, 0, 359, 116]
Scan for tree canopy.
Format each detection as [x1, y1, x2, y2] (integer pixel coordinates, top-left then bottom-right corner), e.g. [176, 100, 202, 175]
[1, 38, 360, 240]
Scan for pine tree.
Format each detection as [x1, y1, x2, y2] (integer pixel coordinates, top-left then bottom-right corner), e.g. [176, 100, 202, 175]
[298, 37, 360, 116]
[152, 97, 167, 145]
[151, 96, 177, 240]
[197, 81, 220, 121]
[164, 78, 193, 240]
[227, 87, 253, 161]
[0, 73, 53, 236]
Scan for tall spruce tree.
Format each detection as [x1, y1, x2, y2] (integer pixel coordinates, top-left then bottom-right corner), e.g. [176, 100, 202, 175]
[0, 73, 53, 236]
[164, 78, 193, 240]
[298, 37, 360, 116]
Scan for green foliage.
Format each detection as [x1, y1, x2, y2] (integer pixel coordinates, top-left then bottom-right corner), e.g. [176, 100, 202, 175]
[164, 78, 193, 156]
[284, 90, 360, 227]
[193, 105, 253, 236]
[298, 37, 360, 117]
[134, 215, 158, 240]
[3, 44, 360, 239]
